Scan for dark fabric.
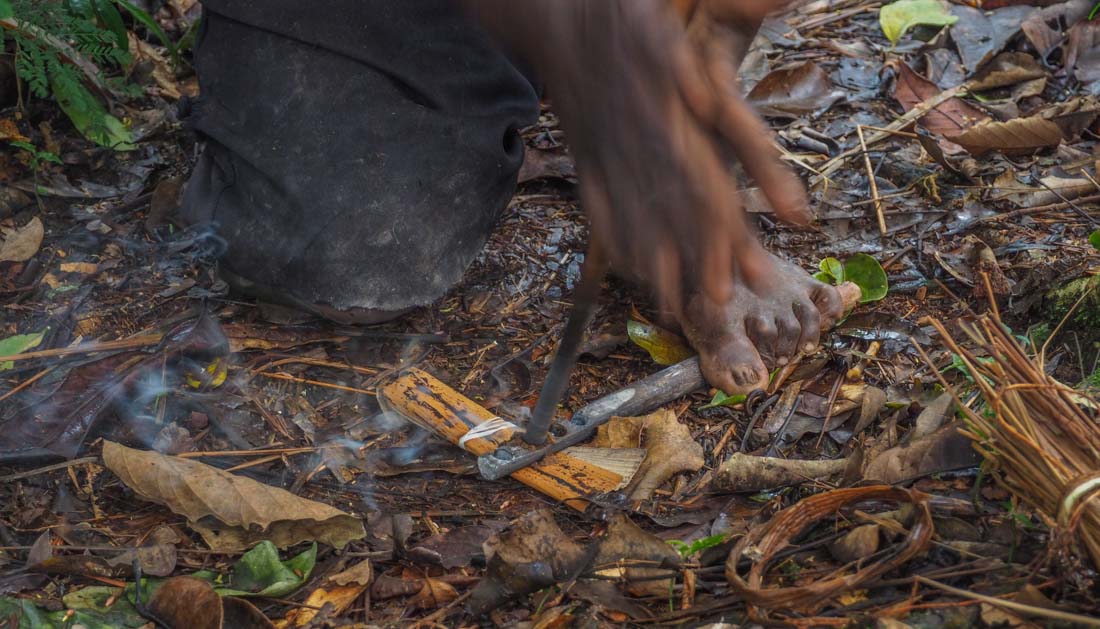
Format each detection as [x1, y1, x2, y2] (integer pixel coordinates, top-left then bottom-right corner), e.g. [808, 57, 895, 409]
[182, 1, 539, 312]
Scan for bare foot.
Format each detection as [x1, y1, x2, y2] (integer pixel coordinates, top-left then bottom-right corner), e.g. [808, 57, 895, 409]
[679, 254, 845, 395]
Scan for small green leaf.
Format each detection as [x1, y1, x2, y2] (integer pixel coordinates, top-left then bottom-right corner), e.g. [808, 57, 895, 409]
[627, 319, 695, 366]
[0, 329, 46, 370]
[0, 0, 12, 20]
[1089, 230, 1100, 250]
[192, 542, 316, 598]
[879, 0, 958, 44]
[700, 390, 747, 410]
[842, 253, 889, 303]
[818, 257, 844, 284]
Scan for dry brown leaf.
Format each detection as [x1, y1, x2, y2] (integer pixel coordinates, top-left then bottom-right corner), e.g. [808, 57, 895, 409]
[862, 423, 980, 483]
[0, 217, 44, 263]
[828, 524, 881, 564]
[148, 576, 224, 629]
[328, 558, 373, 586]
[891, 61, 989, 139]
[278, 583, 368, 628]
[592, 513, 681, 597]
[746, 61, 845, 117]
[102, 441, 365, 551]
[953, 117, 1065, 155]
[147, 576, 276, 629]
[0, 119, 29, 143]
[470, 509, 587, 615]
[968, 52, 1047, 91]
[410, 577, 458, 610]
[631, 410, 704, 500]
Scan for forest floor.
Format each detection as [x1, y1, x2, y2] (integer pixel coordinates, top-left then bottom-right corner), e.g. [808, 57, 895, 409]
[2, 0, 1100, 627]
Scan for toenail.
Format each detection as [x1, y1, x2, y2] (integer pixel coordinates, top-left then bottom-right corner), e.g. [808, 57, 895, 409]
[777, 356, 788, 365]
[802, 342, 816, 353]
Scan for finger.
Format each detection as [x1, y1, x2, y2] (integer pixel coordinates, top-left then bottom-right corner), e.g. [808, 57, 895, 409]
[709, 74, 813, 226]
[793, 297, 822, 353]
[653, 238, 684, 321]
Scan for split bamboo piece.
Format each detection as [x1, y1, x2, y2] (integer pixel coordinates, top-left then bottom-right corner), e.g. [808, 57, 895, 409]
[379, 368, 623, 512]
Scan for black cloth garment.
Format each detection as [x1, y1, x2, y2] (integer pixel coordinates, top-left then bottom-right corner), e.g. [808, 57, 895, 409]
[182, 1, 539, 316]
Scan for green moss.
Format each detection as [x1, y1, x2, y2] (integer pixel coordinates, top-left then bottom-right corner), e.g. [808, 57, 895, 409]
[1045, 275, 1100, 331]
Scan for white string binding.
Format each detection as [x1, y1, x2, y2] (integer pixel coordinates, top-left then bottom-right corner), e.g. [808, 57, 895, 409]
[458, 417, 519, 450]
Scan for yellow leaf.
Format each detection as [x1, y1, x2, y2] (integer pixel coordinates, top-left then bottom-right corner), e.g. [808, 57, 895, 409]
[627, 320, 694, 365]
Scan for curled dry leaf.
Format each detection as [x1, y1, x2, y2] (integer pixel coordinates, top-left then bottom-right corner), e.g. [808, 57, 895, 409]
[726, 486, 933, 613]
[862, 423, 981, 484]
[281, 582, 370, 627]
[147, 576, 223, 629]
[592, 513, 681, 598]
[594, 409, 704, 501]
[410, 578, 458, 610]
[469, 509, 587, 615]
[146, 576, 276, 629]
[829, 524, 881, 564]
[0, 216, 44, 263]
[102, 441, 365, 551]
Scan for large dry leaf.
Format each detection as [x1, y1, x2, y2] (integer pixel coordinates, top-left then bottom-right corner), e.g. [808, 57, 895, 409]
[953, 117, 1065, 155]
[862, 423, 981, 483]
[469, 509, 587, 615]
[891, 61, 989, 140]
[0, 216, 44, 263]
[968, 52, 1047, 91]
[595, 409, 704, 501]
[747, 61, 845, 117]
[103, 441, 365, 551]
[949, 4, 1035, 72]
[954, 98, 1099, 155]
[592, 513, 681, 597]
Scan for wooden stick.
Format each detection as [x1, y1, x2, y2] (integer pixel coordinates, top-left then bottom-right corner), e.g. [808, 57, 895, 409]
[0, 335, 163, 364]
[857, 125, 887, 237]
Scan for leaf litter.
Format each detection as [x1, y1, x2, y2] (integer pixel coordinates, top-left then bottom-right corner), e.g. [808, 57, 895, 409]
[1, 0, 1100, 626]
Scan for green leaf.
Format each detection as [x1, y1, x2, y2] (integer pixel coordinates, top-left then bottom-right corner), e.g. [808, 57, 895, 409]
[51, 75, 135, 150]
[627, 319, 695, 366]
[879, 0, 958, 44]
[817, 257, 844, 285]
[700, 390, 747, 410]
[192, 542, 316, 598]
[0, 329, 46, 370]
[92, 0, 129, 50]
[113, 0, 179, 63]
[669, 534, 729, 560]
[0, 0, 13, 20]
[1089, 230, 1100, 250]
[842, 253, 889, 303]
